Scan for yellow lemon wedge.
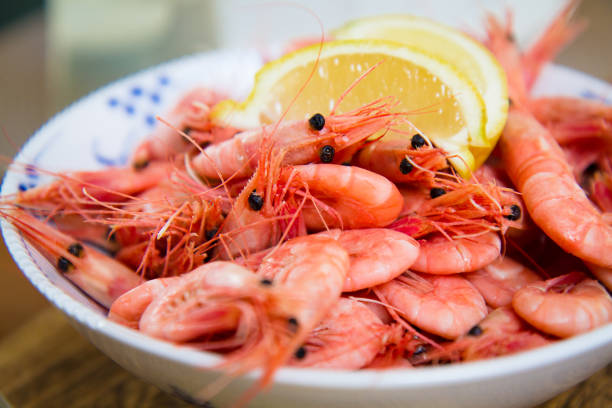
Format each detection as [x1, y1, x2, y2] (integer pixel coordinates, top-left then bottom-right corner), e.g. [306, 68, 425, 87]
[334, 14, 508, 170]
[210, 39, 487, 177]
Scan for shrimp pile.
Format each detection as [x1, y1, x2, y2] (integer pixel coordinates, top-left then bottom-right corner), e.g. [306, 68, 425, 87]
[2, 0, 611, 405]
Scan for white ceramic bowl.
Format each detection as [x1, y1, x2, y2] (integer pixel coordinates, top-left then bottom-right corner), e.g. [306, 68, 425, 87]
[2, 50, 612, 408]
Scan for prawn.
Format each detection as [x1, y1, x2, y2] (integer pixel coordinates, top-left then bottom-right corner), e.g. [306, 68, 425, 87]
[464, 256, 541, 308]
[13, 162, 173, 213]
[512, 272, 612, 338]
[410, 232, 501, 275]
[375, 272, 487, 340]
[355, 136, 449, 186]
[486, 9, 612, 269]
[1, 208, 141, 308]
[190, 98, 400, 180]
[439, 307, 551, 362]
[329, 228, 419, 292]
[289, 297, 394, 369]
[131, 87, 235, 168]
[108, 277, 179, 328]
[279, 163, 403, 230]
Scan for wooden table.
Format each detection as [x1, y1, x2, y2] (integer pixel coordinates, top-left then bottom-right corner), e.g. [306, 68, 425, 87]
[0, 307, 610, 408]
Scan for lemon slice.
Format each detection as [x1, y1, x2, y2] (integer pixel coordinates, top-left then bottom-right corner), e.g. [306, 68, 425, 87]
[211, 40, 486, 177]
[333, 15, 508, 169]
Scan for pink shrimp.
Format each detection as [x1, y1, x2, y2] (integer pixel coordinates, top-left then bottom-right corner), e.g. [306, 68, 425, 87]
[391, 175, 523, 240]
[108, 277, 179, 328]
[586, 263, 612, 292]
[355, 137, 449, 186]
[464, 256, 541, 308]
[13, 162, 173, 213]
[288, 297, 392, 369]
[131, 87, 235, 168]
[439, 307, 551, 362]
[190, 98, 399, 180]
[410, 232, 501, 275]
[331, 228, 419, 292]
[500, 108, 612, 268]
[280, 163, 404, 230]
[375, 272, 487, 340]
[512, 272, 612, 338]
[486, 10, 612, 269]
[1, 208, 141, 308]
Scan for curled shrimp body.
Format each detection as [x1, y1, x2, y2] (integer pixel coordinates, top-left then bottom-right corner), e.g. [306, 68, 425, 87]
[281, 163, 403, 230]
[289, 298, 389, 369]
[485, 7, 612, 269]
[329, 228, 420, 292]
[464, 256, 541, 308]
[109, 277, 179, 329]
[376, 272, 487, 340]
[139, 262, 269, 343]
[1, 208, 141, 308]
[191, 99, 398, 180]
[131, 88, 234, 167]
[411, 232, 501, 275]
[355, 139, 448, 185]
[441, 307, 551, 362]
[500, 108, 612, 268]
[512, 273, 612, 338]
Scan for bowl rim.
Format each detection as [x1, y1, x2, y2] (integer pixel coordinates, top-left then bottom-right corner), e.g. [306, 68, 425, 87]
[2, 49, 611, 390]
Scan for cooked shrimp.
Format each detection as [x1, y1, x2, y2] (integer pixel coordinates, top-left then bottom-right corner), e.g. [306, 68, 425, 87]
[486, 7, 612, 269]
[191, 98, 399, 180]
[512, 272, 612, 338]
[464, 256, 541, 308]
[14, 162, 173, 213]
[586, 262, 612, 292]
[280, 163, 403, 230]
[1, 208, 141, 308]
[331, 228, 419, 292]
[441, 307, 551, 362]
[410, 232, 501, 275]
[139, 262, 270, 342]
[500, 108, 612, 268]
[355, 138, 448, 185]
[131, 87, 234, 168]
[376, 272, 487, 339]
[289, 298, 390, 369]
[109, 277, 179, 328]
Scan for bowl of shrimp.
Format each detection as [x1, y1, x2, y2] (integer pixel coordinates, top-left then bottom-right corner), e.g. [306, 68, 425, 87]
[2, 6, 612, 408]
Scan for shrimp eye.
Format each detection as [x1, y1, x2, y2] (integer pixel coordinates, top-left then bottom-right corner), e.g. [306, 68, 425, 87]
[411, 134, 426, 149]
[57, 256, 74, 273]
[413, 345, 426, 355]
[309, 113, 325, 131]
[468, 325, 483, 336]
[260, 278, 273, 286]
[294, 346, 307, 360]
[107, 227, 117, 243]
[287, 316, 299, 331]
[68, 243, 84, 258]
[430, 187, 446, 199]
[399, 157, 413, 174]
[319, 145, 335, 163]
[583, 162, 599, 178]
[182, 127, 192, 136]
[205, 228, 218, 241]
[133, 160, 149, 170]
[504, 204, 521, 221]
[248, 190, 264, 211]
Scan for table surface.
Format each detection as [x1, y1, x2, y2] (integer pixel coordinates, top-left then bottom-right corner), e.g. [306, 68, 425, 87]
[0, 307, 610, 408]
